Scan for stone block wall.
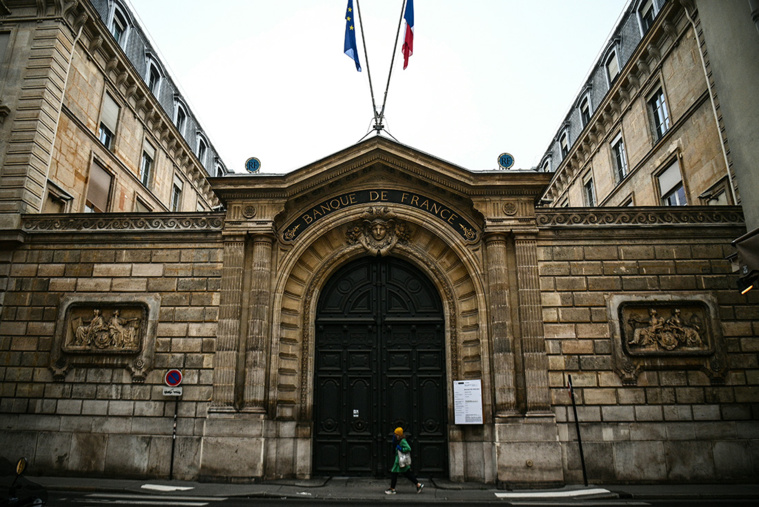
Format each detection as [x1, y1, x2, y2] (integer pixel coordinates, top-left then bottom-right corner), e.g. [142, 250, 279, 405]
[0, 214, 223, 479]
[538, 208, 759, 483]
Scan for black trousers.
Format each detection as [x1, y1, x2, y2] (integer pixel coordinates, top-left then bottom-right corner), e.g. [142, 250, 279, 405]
[390, 469, 418, 489]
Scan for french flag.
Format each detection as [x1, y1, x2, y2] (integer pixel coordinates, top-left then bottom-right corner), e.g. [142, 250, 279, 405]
[402, 0, 414, 69]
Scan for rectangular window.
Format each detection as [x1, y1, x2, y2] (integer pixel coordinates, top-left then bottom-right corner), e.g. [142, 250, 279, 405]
[560, 132, 569, 159]
[148, 64, 160, 94]
[85, 162, 112, 213]
[606, 52, 620, 84]
[612, 134, 628, 183]
[583, 176, 596, 207]
[197, 138, 207, 166]
[140, 142, 155, 187]
[111, 10, 127, 45]
[99, 92, 119, 150]
[580, 97, 591, 127]
[175, 106, 186, 134]
[170, 175, 183, 212]
[640, 0, 656, 34]
[649, 87, 670, 140]
[658, 159, 687, 206]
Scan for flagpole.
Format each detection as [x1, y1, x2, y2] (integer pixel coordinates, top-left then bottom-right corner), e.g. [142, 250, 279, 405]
[376, 0, 407, 130]
[355, 0, 380, 128]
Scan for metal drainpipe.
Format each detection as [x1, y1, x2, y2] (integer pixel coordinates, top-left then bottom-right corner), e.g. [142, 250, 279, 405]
[682, 2, 738, 205]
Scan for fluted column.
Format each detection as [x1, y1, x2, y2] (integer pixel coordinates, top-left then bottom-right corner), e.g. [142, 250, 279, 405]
[211, 234, 246, 411]
[484, 233, 518, 416]
[514, 234, 551, 413]
[243, 234, 274, 411]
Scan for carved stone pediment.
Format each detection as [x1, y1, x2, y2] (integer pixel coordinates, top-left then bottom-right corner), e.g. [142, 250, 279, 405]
[51, 294, 160, 382]
[345, 207, 412, 255]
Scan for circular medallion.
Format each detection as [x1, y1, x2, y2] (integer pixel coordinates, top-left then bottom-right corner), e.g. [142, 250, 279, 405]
[497, 152, 515, 170]
[245, 157, 261, 173]
[242, 205, 257, 219]
[502, 202, 518, 216]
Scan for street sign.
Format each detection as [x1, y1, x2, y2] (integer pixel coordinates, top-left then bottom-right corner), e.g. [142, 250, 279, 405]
[163, 386, 183, 396]
[164, 369, 182, 387]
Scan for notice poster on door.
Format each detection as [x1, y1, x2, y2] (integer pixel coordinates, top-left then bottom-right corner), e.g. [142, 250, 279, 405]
[453, 379, 483, 425]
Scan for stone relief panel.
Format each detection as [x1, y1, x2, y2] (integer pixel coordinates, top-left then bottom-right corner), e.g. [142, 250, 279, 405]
[622, 304, 710, 355]
[607, 294, 726, 385]
[51, 294, 161, 382]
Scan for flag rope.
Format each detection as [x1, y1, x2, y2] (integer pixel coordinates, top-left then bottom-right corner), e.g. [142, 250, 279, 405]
[377, 0, 407, 130]
[355, 0, 379, 127]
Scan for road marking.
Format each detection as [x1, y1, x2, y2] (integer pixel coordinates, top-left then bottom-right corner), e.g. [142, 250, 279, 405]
[88, 493, 225, 502]
[495, 487, 612, 499]
[78, 501, 208, 506]
[142, 484, 195, 492]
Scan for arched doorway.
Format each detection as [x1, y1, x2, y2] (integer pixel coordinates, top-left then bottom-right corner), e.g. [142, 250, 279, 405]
[313, 256, 448, 477]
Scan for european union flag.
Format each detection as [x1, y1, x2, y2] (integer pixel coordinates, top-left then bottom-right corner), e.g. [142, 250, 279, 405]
[344, 0, 362, 71]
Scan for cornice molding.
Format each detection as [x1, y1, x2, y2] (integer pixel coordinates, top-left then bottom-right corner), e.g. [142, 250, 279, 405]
[22, 213, 225, 232]
[536, 207, 744, 228]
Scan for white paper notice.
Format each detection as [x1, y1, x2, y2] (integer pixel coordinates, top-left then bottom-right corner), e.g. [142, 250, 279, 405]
[453, 379, 483, 424]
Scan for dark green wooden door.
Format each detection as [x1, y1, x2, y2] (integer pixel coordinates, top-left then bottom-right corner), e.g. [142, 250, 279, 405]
[313, 256, 447, 477]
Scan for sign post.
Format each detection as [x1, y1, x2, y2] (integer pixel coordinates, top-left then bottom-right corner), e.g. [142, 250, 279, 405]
[164, 369, 183, 480]
[568, 374, 588, 486]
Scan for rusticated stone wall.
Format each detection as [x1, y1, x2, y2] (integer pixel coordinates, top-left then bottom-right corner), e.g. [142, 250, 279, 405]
[537, 207, 759, 483]
[0, 214, 223, 479]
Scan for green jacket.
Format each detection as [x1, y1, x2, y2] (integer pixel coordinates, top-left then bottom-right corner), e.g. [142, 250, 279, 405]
[390, 437, 411, 473]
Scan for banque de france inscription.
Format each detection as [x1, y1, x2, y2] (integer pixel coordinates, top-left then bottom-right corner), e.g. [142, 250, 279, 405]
[282, 189, 478, 243]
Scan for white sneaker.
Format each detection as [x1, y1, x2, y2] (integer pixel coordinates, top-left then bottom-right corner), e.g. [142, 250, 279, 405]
[385, 489, 396, 495]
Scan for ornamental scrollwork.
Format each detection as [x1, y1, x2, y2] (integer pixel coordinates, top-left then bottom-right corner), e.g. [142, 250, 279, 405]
[22, 213, 224, 232]
[536, 208, 743, 227]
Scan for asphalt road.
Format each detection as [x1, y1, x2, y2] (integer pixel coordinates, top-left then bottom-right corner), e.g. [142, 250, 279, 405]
[46, 488, 759, 507]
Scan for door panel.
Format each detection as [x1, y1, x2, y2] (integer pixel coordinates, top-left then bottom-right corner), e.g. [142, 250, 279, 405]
[314, 257, 447, 477]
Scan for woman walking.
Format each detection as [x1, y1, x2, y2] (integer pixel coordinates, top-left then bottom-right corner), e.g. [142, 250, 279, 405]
[385, 427, 424, 495]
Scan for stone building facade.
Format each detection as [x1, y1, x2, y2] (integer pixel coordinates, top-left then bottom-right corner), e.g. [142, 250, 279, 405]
[537, 0, 738, 210]
[0, 0, 225, 241]
[1, 138, 756, 485]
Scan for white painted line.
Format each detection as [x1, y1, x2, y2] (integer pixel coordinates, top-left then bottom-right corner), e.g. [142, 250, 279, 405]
[87, 492, 226, 503]
[495, 487, 612, 499]
[79, 501, 208, 506]
[142, 484, 195, 492]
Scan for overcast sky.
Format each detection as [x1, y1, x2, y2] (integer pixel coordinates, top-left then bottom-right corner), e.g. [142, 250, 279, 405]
[127, 0, 627, 174]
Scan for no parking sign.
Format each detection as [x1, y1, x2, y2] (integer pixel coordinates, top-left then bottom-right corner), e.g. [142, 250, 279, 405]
[163, 369, 183, 396]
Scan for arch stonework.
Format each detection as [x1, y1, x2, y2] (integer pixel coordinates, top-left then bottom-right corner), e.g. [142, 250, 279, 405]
[266, 205, 494, 481]
[205, 138, 559, 484]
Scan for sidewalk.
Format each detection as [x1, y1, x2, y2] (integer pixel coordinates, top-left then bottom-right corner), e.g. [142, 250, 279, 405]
[32, 475, 759, 503]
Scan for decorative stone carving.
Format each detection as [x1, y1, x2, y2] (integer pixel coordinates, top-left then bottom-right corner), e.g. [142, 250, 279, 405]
[537, 208, 744, 227]
[502, 202, 518, 216]
[69, 307, 142, 351]
[624, 306, 706, 354]
[23, 214, 224, 232]
[345, 207, 412, 256]
[51, 294, 160, 382]
[607, 294, 726, 385]
[242, 205, 257, 219]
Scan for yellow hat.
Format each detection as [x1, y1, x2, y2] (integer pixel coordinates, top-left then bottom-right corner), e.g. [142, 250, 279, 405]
[394, 427, 403, 436]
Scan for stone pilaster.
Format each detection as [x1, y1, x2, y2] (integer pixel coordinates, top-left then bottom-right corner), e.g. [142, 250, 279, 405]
[211, 234, 246, 411]
[514, 234, 551, 414]
[484, 233, 518, 416]
[243, 234, 273, 411]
